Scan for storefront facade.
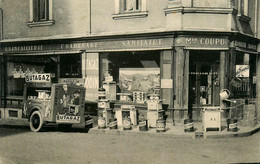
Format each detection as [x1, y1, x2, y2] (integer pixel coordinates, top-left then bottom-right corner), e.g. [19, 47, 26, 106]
[1, 32, 258, 126]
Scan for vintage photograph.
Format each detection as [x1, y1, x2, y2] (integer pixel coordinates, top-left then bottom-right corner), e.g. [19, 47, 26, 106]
[0, 0, 260, 163]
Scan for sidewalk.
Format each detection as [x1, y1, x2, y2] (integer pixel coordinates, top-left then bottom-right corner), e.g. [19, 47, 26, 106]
[88, 121, 260, 139]
[1, 118, 260, 139]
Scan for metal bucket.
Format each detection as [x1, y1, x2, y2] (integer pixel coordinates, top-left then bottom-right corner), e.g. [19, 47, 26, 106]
[139, 119, 148, 131]
[123, 117, 132, 130]
[85, 116, 93, 129]
[109, 118, 118, 129]
[98, 88, 106, 100]
[156, 119, 166, 133]
[227, 119, 238, 132]
[184, 119, 194, 132]
[98, 117, 106, 129]
[219, 89, 230, 100]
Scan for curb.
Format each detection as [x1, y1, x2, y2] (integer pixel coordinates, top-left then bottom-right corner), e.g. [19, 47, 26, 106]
[89, 125, 260, 139]
[1, 119, 260, 139]
[88, 127, 194, 139]
[205, 125, 260, 139]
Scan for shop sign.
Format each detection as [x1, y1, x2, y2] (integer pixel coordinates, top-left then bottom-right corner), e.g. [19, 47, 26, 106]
[1, 37, 174, 53]
[161, 79, 173, 89]
[175, 36, 229, 49]
[236, 65, 250, 77]
[189, 72, 218, 75]
[234, 41, 258, 51]
[85, 53, 99, 101]
[25, 73, 51, 83]
[59, 78, 84, 85]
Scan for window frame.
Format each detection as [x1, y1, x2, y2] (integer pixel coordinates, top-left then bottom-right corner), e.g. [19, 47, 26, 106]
[238, 0, 249, 16]
[113, 0, 148, 19]
[28, 0, 54, 27]
[237, 0, 250, 22]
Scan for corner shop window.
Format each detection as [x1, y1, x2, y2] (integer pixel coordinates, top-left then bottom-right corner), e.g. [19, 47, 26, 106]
[60, 54, 82, 78]
[233, 53, 256, 99]
[6, 55, 57, 97]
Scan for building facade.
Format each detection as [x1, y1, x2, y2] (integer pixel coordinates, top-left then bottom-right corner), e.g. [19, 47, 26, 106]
[0, 0, 259, 126]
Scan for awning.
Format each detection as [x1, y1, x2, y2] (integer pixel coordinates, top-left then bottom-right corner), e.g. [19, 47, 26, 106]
[235, 47, 259, 55]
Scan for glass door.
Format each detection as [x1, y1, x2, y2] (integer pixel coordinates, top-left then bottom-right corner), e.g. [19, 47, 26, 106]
[189, 51, 220, 109]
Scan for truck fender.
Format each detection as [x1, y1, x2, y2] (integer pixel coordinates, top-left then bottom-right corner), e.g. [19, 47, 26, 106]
[28, 106, 44, 122]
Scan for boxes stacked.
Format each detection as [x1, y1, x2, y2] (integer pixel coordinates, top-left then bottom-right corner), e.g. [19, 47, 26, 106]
[97, 99, 112, 127]
[103, 81, 117, 100]
[115, 105, 137, 126]
[146, 95, 164, 128]
[117, 93, 132, 101]
[133, 91, 145, 103]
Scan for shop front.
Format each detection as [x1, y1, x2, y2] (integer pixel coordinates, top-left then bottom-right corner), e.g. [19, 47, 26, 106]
[0, 34, 258, 128]
[0, 43, 83, 120]
[174, 34, 258, 126]
[83, 36, 175, 121]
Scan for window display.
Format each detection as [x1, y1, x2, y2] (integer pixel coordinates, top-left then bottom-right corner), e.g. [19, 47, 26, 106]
[5, 56, 57, 107]
[100, 51, 160, 103]
[60, 54, 82, 78]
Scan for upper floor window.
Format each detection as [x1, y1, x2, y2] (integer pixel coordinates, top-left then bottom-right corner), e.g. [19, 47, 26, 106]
[123, 0, 141, 12]
[238, 0, 248, 16]
[33, 0, 49, 21]
[113, 0, 148, 19]
[28, 0, 54, 27]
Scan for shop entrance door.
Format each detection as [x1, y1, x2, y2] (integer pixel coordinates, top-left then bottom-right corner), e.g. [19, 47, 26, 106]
[189, 51, 220, 111]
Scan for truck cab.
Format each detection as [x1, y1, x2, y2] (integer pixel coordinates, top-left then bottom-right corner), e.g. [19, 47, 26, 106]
[23, 81, 86, 132]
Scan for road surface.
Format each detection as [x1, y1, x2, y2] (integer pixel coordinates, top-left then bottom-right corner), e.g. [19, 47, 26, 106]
[0, 125, 259, 164]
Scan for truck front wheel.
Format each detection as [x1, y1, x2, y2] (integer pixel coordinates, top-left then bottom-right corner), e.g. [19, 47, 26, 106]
[29, 111, 43, 132]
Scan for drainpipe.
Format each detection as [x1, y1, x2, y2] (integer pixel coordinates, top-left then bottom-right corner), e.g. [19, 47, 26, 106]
[89, 0, 92, 35]
[255, 0, 258, 37]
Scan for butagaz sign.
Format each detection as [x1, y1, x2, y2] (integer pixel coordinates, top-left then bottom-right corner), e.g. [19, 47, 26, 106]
[25, 73, 51, 83]
[236, 65, 250, 77]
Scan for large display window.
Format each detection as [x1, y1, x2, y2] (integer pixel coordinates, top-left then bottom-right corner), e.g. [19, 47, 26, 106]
[100, 51, 161, 102]
[4, 55, 57, 108]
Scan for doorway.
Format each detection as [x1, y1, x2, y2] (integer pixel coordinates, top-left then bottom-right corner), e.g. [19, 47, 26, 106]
[189, 51, 220, 112]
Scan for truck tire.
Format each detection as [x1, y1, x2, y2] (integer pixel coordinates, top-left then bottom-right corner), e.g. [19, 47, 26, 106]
[29, 111, 43, 132]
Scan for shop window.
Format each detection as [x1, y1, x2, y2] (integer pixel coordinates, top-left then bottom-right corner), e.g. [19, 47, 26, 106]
[113, 0, 148, 19]
[60, 54, 82, 78]
[233, 53, 256, 99]
[5, 56, 57, 107]
[28, 0, 54, 27]
[100, 51, 160, 100]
